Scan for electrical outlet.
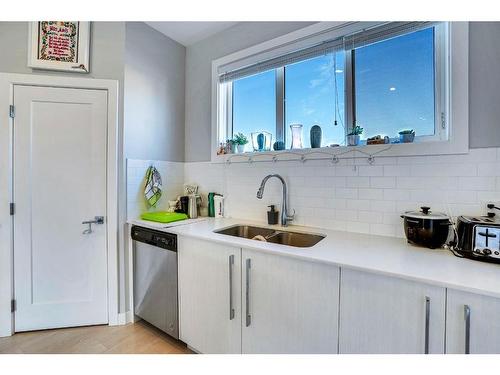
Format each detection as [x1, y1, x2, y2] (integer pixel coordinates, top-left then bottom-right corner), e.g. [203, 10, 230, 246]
[485, 201, 500, 216]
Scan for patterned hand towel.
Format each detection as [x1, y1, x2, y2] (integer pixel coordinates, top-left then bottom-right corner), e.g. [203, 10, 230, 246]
[144, 166, 162, 207]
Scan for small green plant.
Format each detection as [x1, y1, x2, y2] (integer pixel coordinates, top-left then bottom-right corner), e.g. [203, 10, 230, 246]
[399, 129, 415, 135]
[233, 132, 249, 145]
[347, 125, 363, 136]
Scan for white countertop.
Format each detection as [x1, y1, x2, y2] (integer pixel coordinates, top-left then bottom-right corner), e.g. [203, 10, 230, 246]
[128, 217, 500, 299]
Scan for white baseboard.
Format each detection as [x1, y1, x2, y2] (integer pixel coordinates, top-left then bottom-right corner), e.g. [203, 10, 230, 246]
[117, 310, 134, 325]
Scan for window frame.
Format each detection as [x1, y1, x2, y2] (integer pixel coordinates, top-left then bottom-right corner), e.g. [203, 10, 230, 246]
[347, 22, 449, 144]
[211, 22, 468, 162]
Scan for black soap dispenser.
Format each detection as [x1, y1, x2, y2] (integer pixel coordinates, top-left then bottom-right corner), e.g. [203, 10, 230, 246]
[267, 205, 279, 225]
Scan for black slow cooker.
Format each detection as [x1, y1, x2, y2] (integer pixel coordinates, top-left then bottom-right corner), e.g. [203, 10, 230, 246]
[400, 206, 452, 249]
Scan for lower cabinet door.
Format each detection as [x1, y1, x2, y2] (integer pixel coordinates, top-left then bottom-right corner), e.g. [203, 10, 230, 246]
[339, 268, 446, 354]
[241, 248, 340, 354]
[178, 237, 241, 353]
[446, 289, 500, 354]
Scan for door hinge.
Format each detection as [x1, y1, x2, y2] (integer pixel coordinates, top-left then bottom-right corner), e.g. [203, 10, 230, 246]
[9, 105, 15, 118]
[9, 203, 14, 215]
[11, 299, 16, 313]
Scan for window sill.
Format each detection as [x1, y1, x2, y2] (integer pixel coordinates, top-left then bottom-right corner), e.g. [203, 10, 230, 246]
[211, 140, 469, 164]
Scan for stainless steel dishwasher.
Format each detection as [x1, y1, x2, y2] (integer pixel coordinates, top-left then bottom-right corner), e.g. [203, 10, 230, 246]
[131, 225, 179, 339]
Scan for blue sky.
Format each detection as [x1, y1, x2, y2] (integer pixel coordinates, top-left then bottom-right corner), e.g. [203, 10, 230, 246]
[232, 27, 435, 149]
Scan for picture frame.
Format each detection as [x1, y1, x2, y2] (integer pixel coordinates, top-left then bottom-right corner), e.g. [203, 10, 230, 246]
[28, 21, 91, 73]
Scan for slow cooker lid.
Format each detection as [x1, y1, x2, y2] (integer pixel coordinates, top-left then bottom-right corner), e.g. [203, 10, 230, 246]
[403, 206, 449, 220]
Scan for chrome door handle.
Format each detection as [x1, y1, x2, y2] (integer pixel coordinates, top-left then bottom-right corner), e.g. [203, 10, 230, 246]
[424, 296, 430, 354]
[245, 258, 251, 327]
[228, 255, 235, 320]
[464, 304, 471, 354]
[82, 216, 104, 234]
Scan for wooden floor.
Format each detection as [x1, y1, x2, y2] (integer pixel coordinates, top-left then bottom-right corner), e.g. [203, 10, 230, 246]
[0, 321, 193, 354]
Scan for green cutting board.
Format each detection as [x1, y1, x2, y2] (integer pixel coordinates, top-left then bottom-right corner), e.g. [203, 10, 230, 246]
[140, 211, 188, 223]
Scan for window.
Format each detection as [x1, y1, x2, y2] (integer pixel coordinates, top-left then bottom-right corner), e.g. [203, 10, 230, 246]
[216, 22, 460, 156]
[353, 27, 437, 141]
[232, 70, 276, 152]
[285, 52, 346, 148]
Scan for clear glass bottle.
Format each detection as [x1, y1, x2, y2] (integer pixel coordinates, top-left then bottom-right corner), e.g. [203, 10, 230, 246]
[290, 124, 303, 149]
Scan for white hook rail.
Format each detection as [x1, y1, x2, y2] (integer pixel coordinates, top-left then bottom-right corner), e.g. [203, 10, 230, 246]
[218, 145, 393, 165]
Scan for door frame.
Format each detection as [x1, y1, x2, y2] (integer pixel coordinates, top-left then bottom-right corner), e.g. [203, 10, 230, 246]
[0, 72, 120, 336]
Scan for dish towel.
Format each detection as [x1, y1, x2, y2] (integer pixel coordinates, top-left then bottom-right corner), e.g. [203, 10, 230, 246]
[144, 166, 162, 207]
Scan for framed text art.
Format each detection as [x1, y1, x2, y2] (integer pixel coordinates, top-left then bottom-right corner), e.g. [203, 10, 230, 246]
[28, 21, 91, 73]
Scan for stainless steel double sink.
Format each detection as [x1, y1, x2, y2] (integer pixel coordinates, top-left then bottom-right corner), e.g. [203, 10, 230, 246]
[214, 225, 325, 248]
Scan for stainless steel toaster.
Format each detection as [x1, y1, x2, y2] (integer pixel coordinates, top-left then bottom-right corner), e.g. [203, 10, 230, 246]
[456, 215, 500, 264]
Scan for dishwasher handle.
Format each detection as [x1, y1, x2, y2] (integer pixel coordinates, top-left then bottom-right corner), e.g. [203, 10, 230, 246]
[131, 225, 177, 251]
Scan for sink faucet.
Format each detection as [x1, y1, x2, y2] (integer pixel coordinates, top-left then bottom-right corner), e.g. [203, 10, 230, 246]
[256, 174, 295, 226]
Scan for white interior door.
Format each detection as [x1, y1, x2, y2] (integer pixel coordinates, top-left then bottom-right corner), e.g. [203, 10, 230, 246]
[13, 85, 108, 332]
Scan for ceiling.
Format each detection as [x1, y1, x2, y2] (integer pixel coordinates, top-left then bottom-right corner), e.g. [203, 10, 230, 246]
[145, 22, 238, 46]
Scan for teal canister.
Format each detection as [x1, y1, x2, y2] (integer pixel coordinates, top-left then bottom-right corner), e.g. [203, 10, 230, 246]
[310, 125, 322, 148]
[208, 193, 215, 217]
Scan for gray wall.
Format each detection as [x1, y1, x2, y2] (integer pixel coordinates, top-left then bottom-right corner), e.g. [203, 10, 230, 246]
[184, 22, 500, 161]
[124, 22, 186, 162]
[469, 22, 500, 148]
[184, 22, 315, 162]
[122, 22, 186, 312]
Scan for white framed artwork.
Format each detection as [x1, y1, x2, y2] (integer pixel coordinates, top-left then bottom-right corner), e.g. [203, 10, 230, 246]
[28, 21, 91, 73]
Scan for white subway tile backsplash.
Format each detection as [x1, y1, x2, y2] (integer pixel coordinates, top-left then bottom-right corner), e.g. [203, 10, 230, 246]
[358, 165, 384, 176]
[346, 199, 368, 210]
[478, 163, 500, 176]
[335, 209, 358, 221]
[325, 176, 348, 187]
[410, 163, 477, 177]
[358, 188, 384, 200]
[477, 191, 500, 202]
[346, 176, 370, 188]
[383, 165, 411, 177]
[130, 148, 500, 239]
[335, 187, 358, 199]
[458, 176, 497, 191]
[397, 176, 459, 190]
[345, 221, 370, 234]
[383, 189, 411, 201]
[370, 200, 397, 213]
[370, 177, 396, 189]
[358, 210, 384, 224]
[370, 223, 396, 236]
[334, 165, 359, 176]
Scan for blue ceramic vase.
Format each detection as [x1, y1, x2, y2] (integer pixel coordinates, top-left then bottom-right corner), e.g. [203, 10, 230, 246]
[310, 125, 322, 148]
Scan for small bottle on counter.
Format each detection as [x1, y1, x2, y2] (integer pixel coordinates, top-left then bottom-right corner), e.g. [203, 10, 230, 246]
[267, 205, 279, 225]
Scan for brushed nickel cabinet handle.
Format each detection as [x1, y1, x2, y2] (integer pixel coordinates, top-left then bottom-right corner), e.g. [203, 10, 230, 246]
[425, 296, 430, 354]
[464, 304, 471, 354]
[228, 255, 235, 320]
[245, 258, 251, 327]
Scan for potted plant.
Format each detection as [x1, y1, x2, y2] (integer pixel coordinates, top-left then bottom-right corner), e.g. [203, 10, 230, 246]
[233, 132, 249, 153]
[347, 125, 363, 146]
[399, 129, 415, 143]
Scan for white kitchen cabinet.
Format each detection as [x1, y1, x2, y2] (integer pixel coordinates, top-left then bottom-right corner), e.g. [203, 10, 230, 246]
[446, 289, 500, 354]
[339, 268, 446, 354]
[178, 237, 241, 353]
[241, 248, 340, 353]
